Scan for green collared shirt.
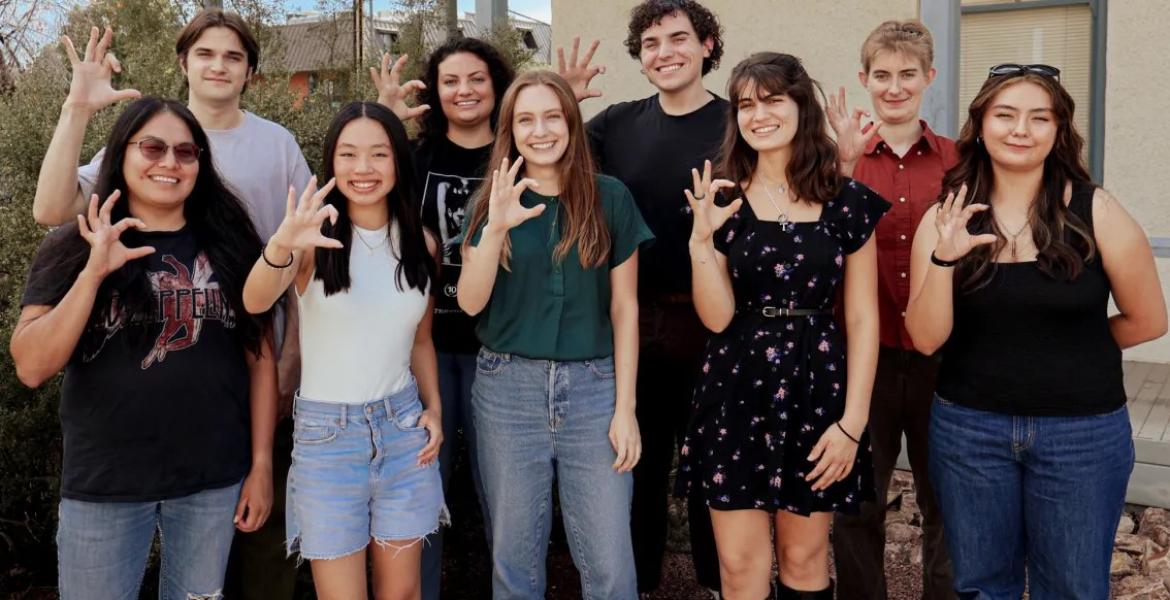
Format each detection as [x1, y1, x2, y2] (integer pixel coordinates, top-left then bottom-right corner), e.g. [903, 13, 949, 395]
[466, 174, 654, 360]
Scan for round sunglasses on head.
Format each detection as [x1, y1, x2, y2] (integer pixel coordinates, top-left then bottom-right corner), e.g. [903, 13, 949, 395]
[987, 63, 1061, 81]
[128, 137, 203, 165]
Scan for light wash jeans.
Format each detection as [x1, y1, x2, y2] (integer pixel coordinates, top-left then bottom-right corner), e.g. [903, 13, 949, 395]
[472, 348, 637, 600]
[930, 396, 1133, 600]
[57, 481, 242, 600]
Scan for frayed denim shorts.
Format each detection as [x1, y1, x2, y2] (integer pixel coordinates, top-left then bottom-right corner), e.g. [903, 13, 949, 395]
[286, 380, 448, 561]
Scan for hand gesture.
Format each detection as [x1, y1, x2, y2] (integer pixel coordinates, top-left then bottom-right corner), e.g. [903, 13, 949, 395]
[78, 190, 154, 279]
[370, 53, 429, 121]
[268, 176, 342, 257]
[804, 422, 860, 492]
[234, 464, 272, 532]
[416, 408, 443, 467]
[609, 408, 642, 473]
[933, 185, 997, 262]
[484, 156, 545, 233]
[61, 26, 141, 116]
[827, 86, 881, 167]
[685, 160, 742, 243]
[556, 37, 605, 102]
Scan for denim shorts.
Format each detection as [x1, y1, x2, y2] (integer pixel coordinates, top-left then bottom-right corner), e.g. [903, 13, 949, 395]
[286, 380, 447, 560]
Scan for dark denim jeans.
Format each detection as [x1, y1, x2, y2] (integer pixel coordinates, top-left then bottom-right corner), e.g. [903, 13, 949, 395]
[422, 351, 491, 600]
[929, 396, 1133, 600]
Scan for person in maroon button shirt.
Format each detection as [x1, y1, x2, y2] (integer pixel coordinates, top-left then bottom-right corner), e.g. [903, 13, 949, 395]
[828, 20, 958, 600]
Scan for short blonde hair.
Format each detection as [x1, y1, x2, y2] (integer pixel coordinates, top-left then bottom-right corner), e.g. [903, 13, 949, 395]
[860, 20, 934, 73]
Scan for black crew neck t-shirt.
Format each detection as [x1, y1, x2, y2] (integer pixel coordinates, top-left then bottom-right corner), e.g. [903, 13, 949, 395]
[21, 226, 251, 502]
[415, 135, 493, 354]
[587, 94, 729, 299]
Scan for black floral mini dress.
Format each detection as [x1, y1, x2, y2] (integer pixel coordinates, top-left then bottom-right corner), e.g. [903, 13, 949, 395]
[676, 179, 889, 515]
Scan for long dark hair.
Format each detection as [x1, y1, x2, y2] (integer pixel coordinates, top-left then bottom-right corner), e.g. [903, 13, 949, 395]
[715, 52, 842, 204]
[37, 97, 267, 354]
[461, 71, 610, 269]
[315, 101, 435, 295]
[417, 37, 515, 147]
[944, 73, 1095, 291]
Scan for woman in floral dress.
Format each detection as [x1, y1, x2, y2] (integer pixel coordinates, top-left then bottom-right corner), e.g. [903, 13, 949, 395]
[677, 52, 888, 600]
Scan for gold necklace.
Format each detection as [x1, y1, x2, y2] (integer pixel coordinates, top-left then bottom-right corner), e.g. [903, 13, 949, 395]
[995, 216, 1030, 261]
[353, 225, 388, 255]
[759, 178, 791, 228]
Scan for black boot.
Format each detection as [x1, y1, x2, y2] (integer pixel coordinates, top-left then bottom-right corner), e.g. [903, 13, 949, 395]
[776, 578, 834, 599]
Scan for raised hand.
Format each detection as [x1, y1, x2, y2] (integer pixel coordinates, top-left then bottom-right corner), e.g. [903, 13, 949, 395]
[556, 36, 605, 102]
[484, 156, 545, 233]
[933, 185, 998, 262]
[61, 26, 141, 116]
[827, 86, 882, 167]
[267, 177, 343, 258]
[370, 53, 430, 121]
[77, 190, 154, 278]
[685, 159, 742, 243]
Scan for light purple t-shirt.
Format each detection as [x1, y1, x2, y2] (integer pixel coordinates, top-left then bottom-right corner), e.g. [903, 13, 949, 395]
[79, 110, 312, 242]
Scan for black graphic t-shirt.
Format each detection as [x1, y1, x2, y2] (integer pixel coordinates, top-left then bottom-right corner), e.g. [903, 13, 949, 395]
[587, 94, 729, 299]
[22, 226, 251, 502]
[415, 136, 492, 354]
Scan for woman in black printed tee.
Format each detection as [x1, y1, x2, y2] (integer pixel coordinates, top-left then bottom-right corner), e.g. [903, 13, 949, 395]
[372, 36, 515, 599]
[12, 97, 274, 600]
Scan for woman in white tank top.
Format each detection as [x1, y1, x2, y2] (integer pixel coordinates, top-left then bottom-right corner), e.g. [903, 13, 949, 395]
[242, 101, 445, 600]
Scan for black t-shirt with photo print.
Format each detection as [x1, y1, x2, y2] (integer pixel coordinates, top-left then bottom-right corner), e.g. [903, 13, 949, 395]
[415, 135, 492, 354]
[587, 94, 729, 299]
[21, 225, 251, 502]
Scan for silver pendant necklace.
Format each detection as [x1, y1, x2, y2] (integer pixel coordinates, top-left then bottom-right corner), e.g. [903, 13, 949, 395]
[760, 179, 791, 229]
[353, 225, 388, 255]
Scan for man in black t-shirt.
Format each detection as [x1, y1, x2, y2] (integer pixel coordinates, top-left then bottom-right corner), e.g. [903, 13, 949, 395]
[559, 0, 727, 594]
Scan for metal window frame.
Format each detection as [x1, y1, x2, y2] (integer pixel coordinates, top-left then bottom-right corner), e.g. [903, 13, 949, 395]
[938, 0, 1107, 181]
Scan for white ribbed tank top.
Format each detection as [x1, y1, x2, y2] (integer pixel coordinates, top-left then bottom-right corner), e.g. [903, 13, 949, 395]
[297, 223, 428, 404]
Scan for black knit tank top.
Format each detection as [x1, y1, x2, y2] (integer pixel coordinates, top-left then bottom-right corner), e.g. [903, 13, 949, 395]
[936, 182, 1126, 416]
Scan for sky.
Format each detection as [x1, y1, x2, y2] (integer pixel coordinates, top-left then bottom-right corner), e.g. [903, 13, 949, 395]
[287, 1, 552, 24]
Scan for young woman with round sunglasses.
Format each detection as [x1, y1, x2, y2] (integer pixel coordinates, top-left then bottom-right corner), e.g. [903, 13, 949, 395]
[12, 97, 275, 599]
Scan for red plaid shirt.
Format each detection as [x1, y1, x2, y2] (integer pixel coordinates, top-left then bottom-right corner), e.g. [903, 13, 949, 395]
[851, 121, 958, 350]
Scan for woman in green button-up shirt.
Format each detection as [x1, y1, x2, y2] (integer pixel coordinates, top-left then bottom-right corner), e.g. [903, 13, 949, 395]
[457, 71, 654, 600]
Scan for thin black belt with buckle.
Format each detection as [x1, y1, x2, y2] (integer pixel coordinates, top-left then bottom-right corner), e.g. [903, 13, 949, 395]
[750, 306, 832, 318]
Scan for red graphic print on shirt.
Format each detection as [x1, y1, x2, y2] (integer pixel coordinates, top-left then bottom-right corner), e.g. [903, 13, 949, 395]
[83, 252, 236, 369]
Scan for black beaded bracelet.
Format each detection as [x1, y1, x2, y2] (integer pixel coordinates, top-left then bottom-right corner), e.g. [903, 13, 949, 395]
[835, 421, 861, 444]
[930, 251, 961, 268]
[262, 243, 294, 269]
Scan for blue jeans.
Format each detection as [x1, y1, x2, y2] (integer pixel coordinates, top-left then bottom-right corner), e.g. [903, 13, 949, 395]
[929, 397, 1133, 600]
[57, 481, 242, 600]
[421, 351, 492, 600]
[472, 349, 637, 600]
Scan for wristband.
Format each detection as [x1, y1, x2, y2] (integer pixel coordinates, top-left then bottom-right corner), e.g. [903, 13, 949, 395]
[835, 421, 861, 444]
[262, 243, 294, 269]
[930, 251, 961, 268]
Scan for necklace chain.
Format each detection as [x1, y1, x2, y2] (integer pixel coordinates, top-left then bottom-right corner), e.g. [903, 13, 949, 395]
[353, 226, 388, 254]
[759, 178, 791, 227]
[994, 214, 1030, 261]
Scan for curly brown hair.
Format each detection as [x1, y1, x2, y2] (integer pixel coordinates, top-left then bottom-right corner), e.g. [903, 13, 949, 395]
[624, 0, 724, 75]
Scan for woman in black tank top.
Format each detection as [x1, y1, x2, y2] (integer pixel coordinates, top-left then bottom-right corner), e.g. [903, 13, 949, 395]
[905, 67, 1166, 598]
